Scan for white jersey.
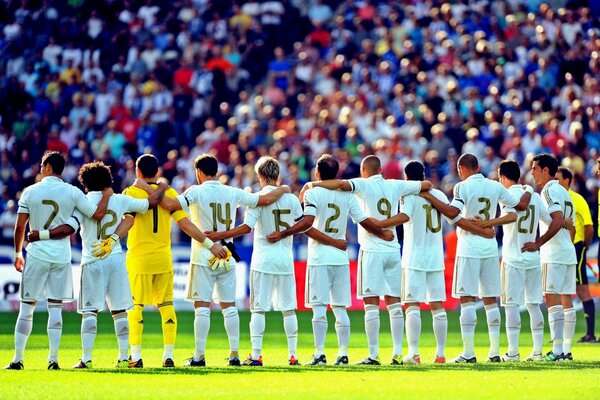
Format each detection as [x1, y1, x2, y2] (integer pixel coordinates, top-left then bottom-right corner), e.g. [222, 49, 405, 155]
[501, 186, 549, 269]
[539, 180, 577, 264]
[450, 173, 519, 258]
[304, 187, 367, 266]
[349, 175, 421, 252]
[401, 189, 449, 271]
[68, 192, 148, 265]
[244, 186, 303, 275]
[177, 180, 259, 266]
[17, 176, 98, 263]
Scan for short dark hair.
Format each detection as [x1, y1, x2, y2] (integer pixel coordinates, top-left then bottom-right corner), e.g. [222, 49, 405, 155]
[136, 154, 159, 178]
[404, 160, 425, 181]
[498, 160, 520, 182]
[532, 153, 558, 176]
[41, 151, 65, 175]
[194, 154, 218, 176]
[78, 161, 113, 192]
[557, 166, 573, 185]
[457, 153, 478, 170]
[316, 154, 339, 180]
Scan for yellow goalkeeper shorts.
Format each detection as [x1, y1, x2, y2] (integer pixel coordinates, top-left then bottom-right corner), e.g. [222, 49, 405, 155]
[129, 271, 174, 306]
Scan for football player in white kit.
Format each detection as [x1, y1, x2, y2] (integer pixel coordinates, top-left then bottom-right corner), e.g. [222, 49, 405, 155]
[306, 155, 431, 365]
[5, 152, 112, 370]
[206, 156, 303, 366]
[475, 160, 551, 362]
[522, 154, 577, 361]
[268, 154, 394, 366]
[373, 160, 496, 364]
[157, 154, 290, 367]
[420, 153, 531, 363]
[28, 161, 167, 368]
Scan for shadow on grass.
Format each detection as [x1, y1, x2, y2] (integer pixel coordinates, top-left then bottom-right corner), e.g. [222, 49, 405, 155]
[61, 361, 600, 376]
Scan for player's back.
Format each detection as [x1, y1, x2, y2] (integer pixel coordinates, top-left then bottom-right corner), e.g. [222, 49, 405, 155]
[19, 176, 96, 263]
[349, 175, 421, 251]
[501, 186, 545, 268]
[244, 186, 302, 274]
[539, 180, 577, 264]
[73, 193, 148, 265]
[452, 173, 518, 258]
[305, 187, 364, 266]
[401, 189, 446, 271]
[124, 184, 187, 274]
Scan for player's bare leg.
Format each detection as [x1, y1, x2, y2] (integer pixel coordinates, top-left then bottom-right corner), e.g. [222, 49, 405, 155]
[483, 297, 501, 362]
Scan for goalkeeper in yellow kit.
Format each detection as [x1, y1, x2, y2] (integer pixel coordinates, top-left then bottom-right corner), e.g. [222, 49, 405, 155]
[98, 154, 226, 368]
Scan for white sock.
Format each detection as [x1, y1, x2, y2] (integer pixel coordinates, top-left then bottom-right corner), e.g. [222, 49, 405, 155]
[364, 304, 380, 359]
[130, 345, 142, 362]
[47, 303, 63, 362]
[405, 306, 420, 356]
[283, 311, 298, 358]
[548, 305, 564, 355]
[432, 309, 447, 357]
[222, 307, 239, 354]
[163, 344, 174, 361]
[333, 306, 350, 357]
[485, 303, 501, 358]
[460, 302, 477, 358]
[250, 312, 265, 359]
[563, 307, 576, 354]
[504, 305, 521, 356]
[81, 312, 97, 362]
[13, 302, 35, 363]
[526, 303, 544, 354]
[113, 312, 129, 360]
[388, 303, 404, 357]
[312, 305, 328, 357]
[194, 307, 210, 361]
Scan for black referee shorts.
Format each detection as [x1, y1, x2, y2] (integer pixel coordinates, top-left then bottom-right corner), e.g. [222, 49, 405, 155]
[575, 242, 588, 285]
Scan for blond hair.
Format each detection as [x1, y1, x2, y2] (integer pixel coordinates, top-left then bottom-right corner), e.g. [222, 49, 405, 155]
[255, 156, 280, 183]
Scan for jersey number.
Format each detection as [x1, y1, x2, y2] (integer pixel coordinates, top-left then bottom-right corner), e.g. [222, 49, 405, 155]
[209, 203, 233, 231]
[96, 210, 118, 240]
[563, 200, 574, 230]
[517, 205, 536, 234]
[273, 209, 291, 231]
[324, 203, 341, 233]
[422, 204, 442, 233]
[41, 199, 59, 229]
[477, 197, 491, 221]
[377, 198, 392, 218]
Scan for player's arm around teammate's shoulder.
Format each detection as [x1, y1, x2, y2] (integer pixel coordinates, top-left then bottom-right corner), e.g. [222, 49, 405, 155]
[304, 228, 347, 250]
[88, 186, 114, 221]
[420, 189, 461, 219]
[256, 184, 291, 206]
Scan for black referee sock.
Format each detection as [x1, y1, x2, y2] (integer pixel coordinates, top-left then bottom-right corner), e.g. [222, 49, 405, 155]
[583, 299, 596, 336]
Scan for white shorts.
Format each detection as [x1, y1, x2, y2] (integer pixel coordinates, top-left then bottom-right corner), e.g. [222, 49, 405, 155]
[79, 253, 133, 313]
[452, 256, 500, 298]
[250, 270, 296, 312]
[500, 262, 543, 306]
[305, 265, 351, 308]
[186, 263, 235, 303]
[357, 250, 402, 299]
[21, 255, 73, 302]
[402, 269, 446, 304]
[542, 263, 576, 295]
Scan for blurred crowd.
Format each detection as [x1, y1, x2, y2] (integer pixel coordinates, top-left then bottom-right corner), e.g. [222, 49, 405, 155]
[1, 0, 600, 245]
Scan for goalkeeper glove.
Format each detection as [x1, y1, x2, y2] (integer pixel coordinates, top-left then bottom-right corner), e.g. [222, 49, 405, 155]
[207, 248, 232, 271]
[91, 233, 120, 259]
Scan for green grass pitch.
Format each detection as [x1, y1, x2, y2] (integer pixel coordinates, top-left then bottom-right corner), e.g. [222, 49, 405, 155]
[1, 309, 600, 399]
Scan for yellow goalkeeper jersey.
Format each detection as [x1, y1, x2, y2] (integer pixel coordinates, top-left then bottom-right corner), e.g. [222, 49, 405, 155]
[568, 189, 592, 245]
[124, 184, 188, 274]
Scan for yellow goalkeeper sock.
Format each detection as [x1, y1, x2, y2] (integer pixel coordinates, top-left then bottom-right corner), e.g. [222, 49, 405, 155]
[158, 303, 177, 354]
[128, 304, 144, 348]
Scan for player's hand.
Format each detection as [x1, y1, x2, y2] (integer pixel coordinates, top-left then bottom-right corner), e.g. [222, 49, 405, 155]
[281, 185, 291, 194]
[332, 239, 347, 251]
[208, 247, 232, 270]
[381, 230, 394, 241]
[133, 179, 154, 194]
[521, 241, 540, 252]
[210, 243, 228, 259]
[204, 231, 221, 241]
[91, 233, 119, 259]
[563, 217, 573, 229]
[267, 231, 283, 243]
[481, 227, 495, 239]
[27, 230, 40, 242]
[14, 257, 24, 273]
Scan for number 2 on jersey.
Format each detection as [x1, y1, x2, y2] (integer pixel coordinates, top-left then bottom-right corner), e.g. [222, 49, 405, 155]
[324, 203, 340, 233]
[41, 199, 59, 229]
[272, 209, 291, 231]
[96, 210, 118, 240]
[517, 205, 536, 234]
